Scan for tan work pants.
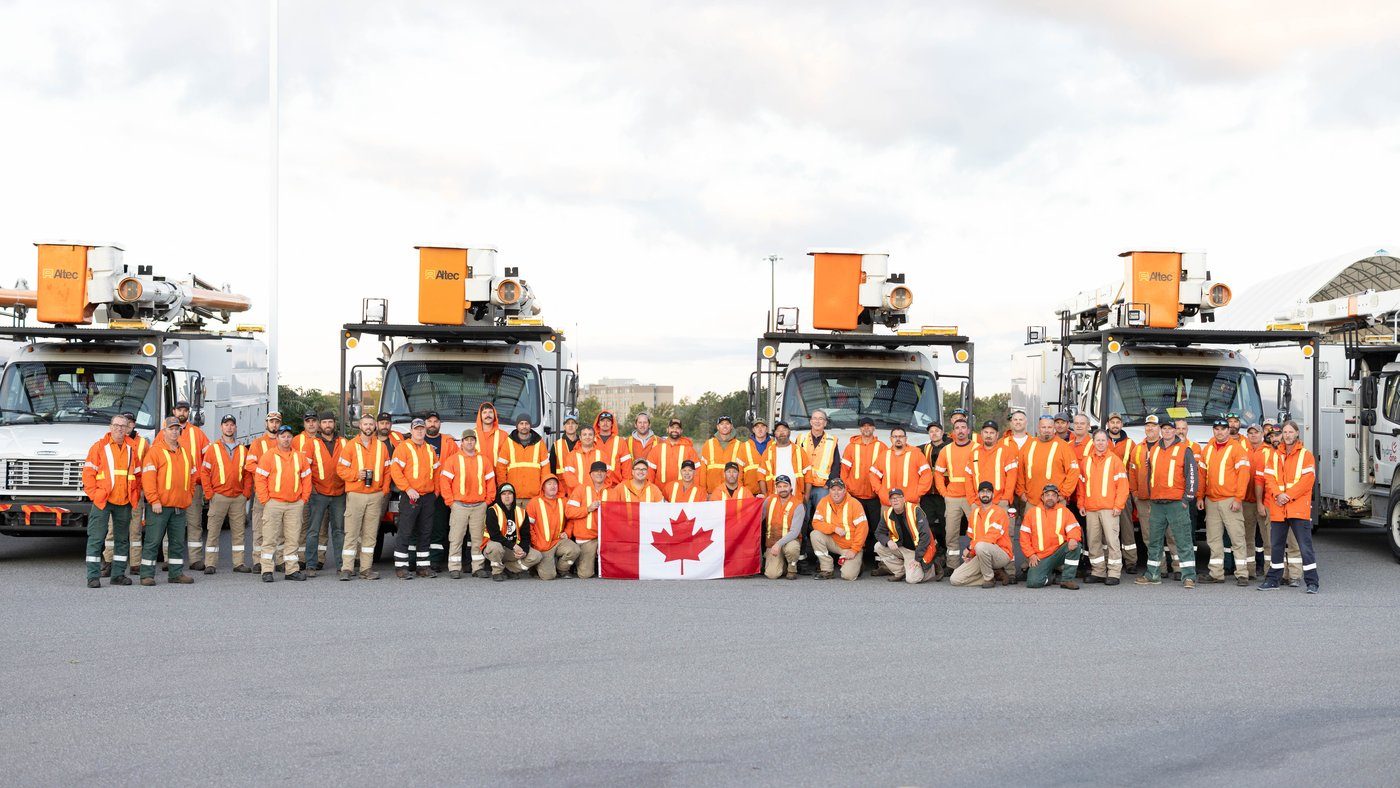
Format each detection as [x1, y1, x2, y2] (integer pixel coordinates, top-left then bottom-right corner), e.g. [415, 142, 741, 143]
[185, 483, 206, 564]
[762, 541, 800, 578]
[1084, 509, 1124, 579]
[950, 543, 1010, 586]
[535, 539, 581, 580]
[943, 497, 972, 568]
[342, 492, 384, 573]
[446, 502, 488, 571]
[482, 541, 541, 575]
[260, 499, 304, 573]
[811, 530, 862, 580]
[1204, 498, 1249, 580]
[575, 538, 599, 578]
[202, 493, 247, 569]
[874, 542, 927, 584]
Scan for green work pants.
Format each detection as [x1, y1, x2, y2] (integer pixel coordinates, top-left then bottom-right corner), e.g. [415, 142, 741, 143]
[141, 507, 188, 580]
[1025, 542, 1082, 587]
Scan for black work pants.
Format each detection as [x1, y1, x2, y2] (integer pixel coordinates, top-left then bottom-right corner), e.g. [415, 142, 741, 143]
[1265, 517, 1318, 586]
[395, 492, 436, 569]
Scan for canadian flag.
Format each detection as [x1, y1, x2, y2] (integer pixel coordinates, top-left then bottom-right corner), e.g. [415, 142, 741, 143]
[598, 499, 761, 579]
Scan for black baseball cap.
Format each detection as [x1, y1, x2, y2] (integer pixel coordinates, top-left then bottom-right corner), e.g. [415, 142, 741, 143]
[716, 415, 732, 425]
[302, 412, 317, 422]
[724, 461, 741, 471]
[981, 420, 999, 431]
[858, 416, 875, 427]
[774, 474, 792, 485]
[174, 399, 191, 409]
[589, 461, 608, 473]
[680, 459, 696, 469]
[318, 410, 336, 421]
[828, 479, 846, 489]
[425, 410, 441, 420]
[376, 412, 392, 421]
[977, 481, 994, 492]
[1212, 418, 1229, 427]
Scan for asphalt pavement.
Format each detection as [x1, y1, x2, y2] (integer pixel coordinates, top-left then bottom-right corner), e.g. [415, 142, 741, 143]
[1, 525, 1398, 786]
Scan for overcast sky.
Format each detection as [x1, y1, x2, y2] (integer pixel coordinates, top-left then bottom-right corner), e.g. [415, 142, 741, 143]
[2, 1, 1397, 399]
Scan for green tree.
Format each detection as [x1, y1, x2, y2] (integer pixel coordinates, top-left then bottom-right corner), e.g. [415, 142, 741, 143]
[942, 390, 1011, 429]
[278, 385, 341, 434]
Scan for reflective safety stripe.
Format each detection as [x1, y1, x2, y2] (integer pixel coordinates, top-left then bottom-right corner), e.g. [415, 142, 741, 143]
[766, 496, 797, 543]
[355, 439, 386, 486]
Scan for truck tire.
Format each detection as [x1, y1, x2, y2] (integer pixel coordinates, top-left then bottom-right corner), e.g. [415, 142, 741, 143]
[1389, 489, 1400, 564]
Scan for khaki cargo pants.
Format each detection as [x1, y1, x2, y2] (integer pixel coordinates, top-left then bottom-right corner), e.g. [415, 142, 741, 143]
[810, 530, 862, 580]
[535, 539, 581, 580]
[575, 538, 599, 578]
[942, 497, 972, 569]
[446, 501, 488, 572]
[201, 492, 247, 569]
[184, 482, 207, 565]
[482, 541, 542, 575]
[342, 491, 384, 574]
[762, 541, 800, 578]
[950, 543, 1010, 586]
[1204, 497, 1249, 580]
[1084, 508, 1125, 579]
[874, 542, 928, 584]
[260, 499, 304, 574]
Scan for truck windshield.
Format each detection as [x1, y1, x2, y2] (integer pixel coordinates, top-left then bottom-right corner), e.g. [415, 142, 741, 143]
[781, 368, 940, 430]
[380, 361, 541, 425]
[0, 362, 160, 428]
[1105, 365, 1263, 427]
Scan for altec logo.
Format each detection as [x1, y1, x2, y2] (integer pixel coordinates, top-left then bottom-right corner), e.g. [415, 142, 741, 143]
[42, 267, 80, 280]
[423, 269, 462, 281]
[1138, 271, 1174, 282]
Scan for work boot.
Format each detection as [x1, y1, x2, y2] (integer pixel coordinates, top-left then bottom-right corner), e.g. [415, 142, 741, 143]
[492, 572, 505, 582]
[1104, 577, 1120, 586]
[287, 570, 306, 581]
[416, 568, 438, 579]
[815, 570, 834, 580]
[450, 570, 463, 579]
[1198, 575, 1218, 584]
[992, 569, 1009, 586]
[1182, 578, 1195, 589]
[980, 579, 995, 589]
[1236, 577, 1249, 587]
[169, 574, 194, 584]
[1060, 580, 1079, 590]
[87, 578, 101, 589]
[871, 564, 891, 577]
[931, 566, 945, 582]
[472, 568, 490, 579]
[886, 574, 903, 582]
[1134, 575, 1161, 585]
[111, 574, 132, 586]
[785, 566, 797, 580]
[262, 572, 274, 583]
[305, 569, 318, 578]
[189, 561, 205, 571]
[311, 561, 324, 571]
[339, 570, 353, 581]
[1124, 562, 1138, 574]
[233, 565, 252, 573]
[1172, 571, 1182, 581]
[140, 578, 156, 586]
[1257, 579, 1279, 590]
[1306, 583, 1319, 594]
[204, 566, 216, 575]
[395, 568, 410, 579]
[99, 562, 111, 578]
[360, 569, 380, 580]
[129, 566, 140, 576]
[1084, 575, 1104, 584]
[1285, 578, 1300, 588]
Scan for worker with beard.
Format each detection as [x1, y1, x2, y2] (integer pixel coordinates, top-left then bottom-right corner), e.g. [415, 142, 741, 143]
[841, 416, 887, 556]
[389, 418, 440, 578]
[481, 483, 535, 581]
[699, 415, 745, 493]
[243, 411, 284, 573]
[423, 411, 457, 570]
[933, 419, 976, 574]
[626, 413, 658, 477]
[709, 461, 754, 501]
[498, 416, 550, 507]
[592, 411, 631, 483]
[920, 421, 951, 577]
[1103, 412, 1139, 571]
[550, 414, 580, 477]
[171, 399, 212, 572]
[644, 417, 700, 489]
[376, 412, 404, 448]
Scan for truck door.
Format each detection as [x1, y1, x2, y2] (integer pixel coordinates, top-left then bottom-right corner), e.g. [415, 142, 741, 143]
[1375, 372, 1400, 485]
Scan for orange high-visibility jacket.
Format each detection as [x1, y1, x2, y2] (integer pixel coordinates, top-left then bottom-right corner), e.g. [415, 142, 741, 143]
[142, 442, 196, 509]
[176, 424, 210, 487]
[1078, 449, 1129, 511]
[594, 432, 631, 485]
[1019, 503, 1082, 561]
[840, 436, 887, 499]
[1264, 441, 1315, 521]
[497, 434, 549, 499]
[797, 431, 839, 489]
[474, 404, 509, 467]
[337, 436, 391, 494]
[201, 441, 251, 499]
[934, 440, 976, 499]
[438, 452, 496, 506]
[254, 446, 312, 504]
[709, 484, 753, 501]
[762, 442, 811, 498]
[625, 433, 657, 475]
[1202, 441, 1252, 501]
[698, 436, 746, 492]
[1126, 439, 1154, 497]
[302, 435, 348, 497]
[1016, 437, 1079, 501]
[965, 443, 1019, 506]
[561, 443, 608, 494]
[967, 504, 1012, 558]
[811, 495, 868, 552]
[525, 495, 568, 552]
[550, 434, 576, 477]
[83, 436, 138, 509]
[245, 432, 279, 474]
[605, 479, 665, 503]
[871, 446, 933, 506]
[644, 438, 700, 488]
[1247, 444, 1274, 504]
[390, 440, 439, 496]
[738, 439, 767, 494]
[433, 434, 460, 467]
[665, 480, 707, 503]
[565, 482, 608, 541]
[1147, 441, 1195, 501]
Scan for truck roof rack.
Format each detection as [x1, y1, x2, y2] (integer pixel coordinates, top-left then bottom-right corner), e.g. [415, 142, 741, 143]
[760, 331, 972, 350]
[0, 325, 257, 343]
[1059, 326, 1320, 348]
[341, 322, 560, 344]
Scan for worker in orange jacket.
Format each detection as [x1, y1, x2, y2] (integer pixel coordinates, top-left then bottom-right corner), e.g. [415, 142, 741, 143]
[244, 411, 284, 572]
[1020, 484, 1083, 589]
[172, 399, 212, 571]
[524, 475, 580, 579]
[709, 462, 754, 501]
[810, 479, 867, 580]
[102, 413, 149, 575]
[1259, 420, 1319, 592]
[1245, 424, 1298, 581]
[561, 426, 607, 494]
[934, 419, 977, 572]
[422, 410, 459, 570]
[1103, 412, 1138, 571]
[1125, 415, 1163, 574]
[199, 415, 251, 574]
[337, 413, 391, 580]
[139, 417, 198, 585]
[698, 415, 746, 493]
[565, 460, 611, 578]
[797, 409, 841, 519]
[965, 420, 1019, 510]
[254, 423, 313, 581]
[390, 417, 439, 578]
[625, 413, 659, 479]
[1135, 420, 1199, 588]
[549, 414, 580, 478]
[1077, 429, 1130, 584]
[665, 459, 707, 503]
[1016, 415, 1079, 503]
[841, 416, 887, 539]
[762, 422, 810, 500]
[871, 426, 933, 508]
[497, 416, 550, 506]
[644, 417, 700, 489]
[607, 458, 665, 503]
[299, 411, 348, 576]
[949, 482, 1014, 587]
[1200, 418, 1254, 585]
[376, 412, 405, 448]
[1225, 412, 1250, 452]
[592, 411, 632, 484]
[473, 403, 508, 466]
[999, 408, 1032, 455]
[740, 417, 770, 495]
[83, 415, 140, 587]
[439, 428, 496, 578]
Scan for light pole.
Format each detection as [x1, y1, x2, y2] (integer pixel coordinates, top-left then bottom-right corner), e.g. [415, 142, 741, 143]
[765, 254, 780, 332]
[267, 0, 280, 411]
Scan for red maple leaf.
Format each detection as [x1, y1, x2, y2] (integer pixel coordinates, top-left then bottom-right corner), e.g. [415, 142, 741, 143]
[650, 510, 714, 575]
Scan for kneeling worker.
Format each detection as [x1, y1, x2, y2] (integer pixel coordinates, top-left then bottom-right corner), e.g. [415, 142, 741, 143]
[1021, 484, 1083, 590]
[482, 483, 538, 581]
[524, 475, 580, 579]
[873, 488, 935, 584]
[762, 475, 804, 579]
[950, 482, 1013, 588]
[810, 479, 867, 580]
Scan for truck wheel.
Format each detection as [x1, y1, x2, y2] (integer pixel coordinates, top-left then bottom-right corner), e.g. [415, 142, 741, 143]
[1388, 489, 1400, 564]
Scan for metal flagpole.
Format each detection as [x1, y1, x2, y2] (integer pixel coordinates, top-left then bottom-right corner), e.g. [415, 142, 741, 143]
[267, 0, 280, 412]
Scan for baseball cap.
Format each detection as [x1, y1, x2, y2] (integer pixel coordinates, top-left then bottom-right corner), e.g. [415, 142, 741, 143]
[1144, 414, 1159, 425]
[376, 412, 392, 421]
[927, 421, 943, 430]
[598, 411, 615, 421]
[302, 412, 317, 422]
[1212, 418, 1229, 428]
[564, 414, 578, 424]
[1107, 412, 1123, 421]
[774, 474, 792, 485]
[318, 410, 336, 421]
[632, 457, 650, 468]
[724, 461, 741, 471]
[425, 410, 440, 420]
[827, 478, 846, 489]
[1042, 483, 1059, 495]
[716, 415, 732, 425]
[277, 424, 294, 434]
[981, 420, 999, 431]
[1054, 410, 1070, 421]
[266, 411, 282, 421]
[1225, 411, 1240, 419]
[858, 416, 875, 427]
[1246, 423, 1262, 433]
[680, 459, 696, 469]
[888, 487, 905, 498]
[589, 461, 608, 473]
[750, 416, 768, 427]
[174, 399, 191, 409]
[220, 415, 236, 424]
[161, 416, 182, 430]
[410, 418, 427, 428]
[951, 407, 969, 416]
[460, 428, 476, 439]
[773, 420, 790, 430]
[1007, 407, 1026, 417]
[668, 417, 683, 427]
[977, 481, 994, 492]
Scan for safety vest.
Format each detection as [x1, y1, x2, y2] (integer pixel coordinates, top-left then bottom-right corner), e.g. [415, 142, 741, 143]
[968, 504, 1011, 557]
[270, 452, 303, 496]
[208, 441, 248, 488]
[448, 453, 491, 501]
[484, 502, 527, 548]
[150, 444, 192, 494]
[567, 483, 606, 539]
[875, 447, 922, 498]
[177, 424, 210, 475]
[349, 438, 387, 486]
[882, 503, 921, 548]
[1202, 441, 1249, 500]
[968, 444, 1014, 495]
[1079, 450, 1127, 510]
[87, 438, 136, 506]
[700, 436, 744, 490]
[764, 495, 798, 547]
[799, 432, 838, 487]
[666, 481, 706, 503]
[935, 440, 974, 497]
[306, 436, 346, 481]
[815, 496, 862, 542]
[1148, 442, 1188, 499]
[395, 441, 437, 491]
[1023, 504, 1075, 555]
[647, 440, 695, 486]
[530, 497, 567, 549]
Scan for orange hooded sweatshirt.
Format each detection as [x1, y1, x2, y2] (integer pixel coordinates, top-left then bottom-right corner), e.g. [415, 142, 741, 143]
[840, 434, 886, 499]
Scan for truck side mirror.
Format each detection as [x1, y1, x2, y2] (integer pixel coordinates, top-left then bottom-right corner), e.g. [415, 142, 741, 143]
[1361, 408, 1377, 427]
[1361, 375, 1378, 409]
[1276, 377, 1292, 412]
[744, 407, 756, 426]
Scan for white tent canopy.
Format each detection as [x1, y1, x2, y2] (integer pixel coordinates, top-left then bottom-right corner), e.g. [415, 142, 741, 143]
[1214, 247, 1400, 331]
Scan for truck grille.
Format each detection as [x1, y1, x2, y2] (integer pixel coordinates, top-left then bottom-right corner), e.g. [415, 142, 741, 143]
[4, 460, 85, 492]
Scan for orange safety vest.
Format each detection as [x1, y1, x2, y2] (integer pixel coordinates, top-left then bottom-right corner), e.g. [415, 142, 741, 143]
[339, 437, 390, 494]
[798, 431, 839, 488]
[764, 495, 799, 548]
[1147, 442, 1189, 500]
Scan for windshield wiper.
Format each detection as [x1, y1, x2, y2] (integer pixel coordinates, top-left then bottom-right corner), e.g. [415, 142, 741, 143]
[0, 406, 51, 422]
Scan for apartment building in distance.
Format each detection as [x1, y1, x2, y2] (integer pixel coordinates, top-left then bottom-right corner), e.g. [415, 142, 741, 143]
[582, 378, 674, 415]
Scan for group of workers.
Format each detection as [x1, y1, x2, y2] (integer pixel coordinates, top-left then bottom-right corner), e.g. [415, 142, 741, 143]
[79, 400, 1320, 594]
